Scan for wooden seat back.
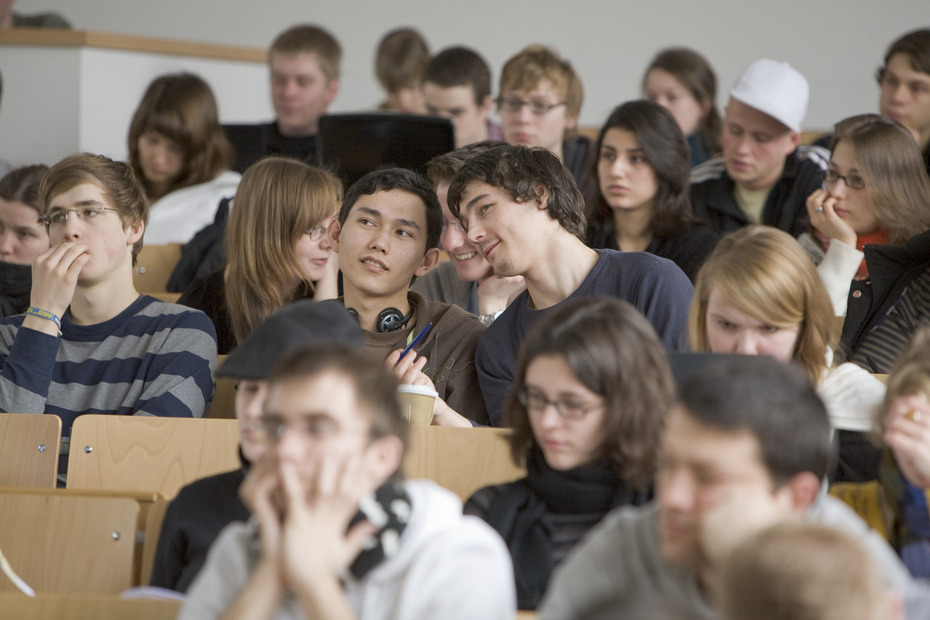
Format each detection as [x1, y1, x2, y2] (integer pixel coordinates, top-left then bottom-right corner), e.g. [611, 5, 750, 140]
[0, 413, 61, 487]
[133, 243, 182, 294]
[403, 427, 525, 501]
[0, 491, 139, 593]
[66, 415, 240, 499]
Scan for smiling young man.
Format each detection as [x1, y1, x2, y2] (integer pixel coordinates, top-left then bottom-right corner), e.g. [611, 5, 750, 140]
[411, 142, 525, 324]
[537, 356, 915, 619]
[328, 167, 489, 426]
[422, 47, 503, 148]
[0, 153, 216, 472]
[224, 24, 341, 173]
[878, 29, 930, 176]
[448, 143, 692, 426]
[690, 59, 829, 237]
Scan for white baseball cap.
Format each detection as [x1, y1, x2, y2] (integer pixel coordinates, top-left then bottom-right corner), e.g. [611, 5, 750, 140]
[730, 59, 809, 133]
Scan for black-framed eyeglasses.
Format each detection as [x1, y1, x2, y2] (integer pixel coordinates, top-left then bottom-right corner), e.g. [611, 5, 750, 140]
[39, 207, 120, 227]
[496, 97, 567, 116]
[517, 387, 604, 421]
[305, 225, 328, 241]
[822, 169, 866, 190]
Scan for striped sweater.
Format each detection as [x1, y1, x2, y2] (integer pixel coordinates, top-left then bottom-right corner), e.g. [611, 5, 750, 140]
[0, 295, 217, 437]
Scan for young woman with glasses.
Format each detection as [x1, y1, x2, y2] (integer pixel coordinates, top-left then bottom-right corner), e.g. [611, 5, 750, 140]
[801, 114, 930, 317]
[464, 296, 676, 610]
[178, 157, 342, 353]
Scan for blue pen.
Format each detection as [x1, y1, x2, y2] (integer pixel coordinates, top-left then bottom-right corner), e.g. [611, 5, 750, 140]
[396, 322, 433, 365]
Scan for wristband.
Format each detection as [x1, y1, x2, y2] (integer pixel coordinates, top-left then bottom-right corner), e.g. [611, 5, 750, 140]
[26, 307, 62, 336]
[478, 310, 504, 327]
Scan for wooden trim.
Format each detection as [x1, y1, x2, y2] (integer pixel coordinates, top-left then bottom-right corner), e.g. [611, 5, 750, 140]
[0, 28, 266, 63]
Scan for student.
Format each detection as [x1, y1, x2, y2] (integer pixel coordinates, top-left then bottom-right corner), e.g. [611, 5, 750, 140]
[422, 46, 503, 148]
[802, 115, 930, 317]
[878, 29, 930, 176]
[689, 226, 887, 481]
[374, 27, 429, 114]
[151, 299, 362, 593]
[497, 46, 592, 191]
[876, 328, 930, 578]
[642, 47, 722, 167]
[585, 100, 719, 282]
[0, 153, 216, 468]
[328, 167, 488, 426]
[411, 142, 524, 323]
[224, 24, 341, 173]
[0, 165, 50, 316]
[0, 0, 70, 28]
[127, 72, 240, 244]
[689, 59, 829, 237]
[537, 356, 914, 619]
[465, 297, 675, 610]
[179, 157, 341, 353]
[447, 143, 692, 426]
[720, 523, 902, 620]
[178, 343, 516, 620]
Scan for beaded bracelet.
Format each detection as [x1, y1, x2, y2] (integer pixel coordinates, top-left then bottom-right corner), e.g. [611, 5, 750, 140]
[26, 307, 62, 336]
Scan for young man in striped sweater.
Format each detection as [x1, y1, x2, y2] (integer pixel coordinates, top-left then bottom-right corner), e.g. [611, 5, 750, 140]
[0, 153, 217, 473]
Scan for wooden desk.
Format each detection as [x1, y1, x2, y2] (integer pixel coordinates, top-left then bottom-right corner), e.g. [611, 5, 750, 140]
[0, 592, 182, 620]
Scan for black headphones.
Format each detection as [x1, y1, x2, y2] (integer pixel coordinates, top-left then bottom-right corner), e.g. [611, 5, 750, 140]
[346, 306, 413, 333]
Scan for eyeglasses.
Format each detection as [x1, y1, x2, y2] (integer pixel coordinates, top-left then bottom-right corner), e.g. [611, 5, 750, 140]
[822, 170, 866, 190]
[260, 413, 371, 443]
[496, 97, 567, 116]
[305, 225, 328, 241]
[518, 387, 604, 421]
[40, 207, 120, 227]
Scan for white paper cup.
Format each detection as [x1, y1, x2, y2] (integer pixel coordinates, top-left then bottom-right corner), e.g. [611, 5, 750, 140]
[397, 384, 437, 426]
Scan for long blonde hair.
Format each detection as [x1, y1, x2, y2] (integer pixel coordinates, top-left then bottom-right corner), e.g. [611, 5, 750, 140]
[689, 226, 834, 384]
[225, 158, 342, 344]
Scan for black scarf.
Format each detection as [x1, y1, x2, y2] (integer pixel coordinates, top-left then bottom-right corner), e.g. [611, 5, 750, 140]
[484, 448, 648, 609]
[0, 260, 32, 318]
[345, 481, 411, 581]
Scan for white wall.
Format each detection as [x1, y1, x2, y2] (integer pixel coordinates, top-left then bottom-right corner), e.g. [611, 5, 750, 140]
[7, 0, 930, 149]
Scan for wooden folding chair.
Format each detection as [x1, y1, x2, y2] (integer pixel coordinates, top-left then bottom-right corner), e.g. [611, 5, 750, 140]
[132, 243, 182, 294]
[66, 415, 240, 500]
[403, 427, 525, 501]
[0, 413, 61, 487]
[0, 491, 140, 594]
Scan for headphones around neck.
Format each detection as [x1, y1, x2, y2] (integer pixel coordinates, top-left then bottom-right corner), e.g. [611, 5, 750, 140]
[346, 306, 413, 333]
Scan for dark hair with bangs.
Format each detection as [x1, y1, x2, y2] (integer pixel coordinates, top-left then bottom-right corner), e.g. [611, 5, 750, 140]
[505, 297, 676, 487]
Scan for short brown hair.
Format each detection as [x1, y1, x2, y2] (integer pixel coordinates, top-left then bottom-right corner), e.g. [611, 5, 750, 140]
[506, 297, 675, 487]
[423, 46, 492, 105]
[127, 72, 232, 199]
[721, 522, 890, 620]
[269, 24, 342, 82]
[424, 140, 505, 187]
[375, 28, 429, 93]
[268, 344, 408, 465]
[39, 153, 149, 262]
[881, 29, 930, 77]
[500, 45, 584, 121]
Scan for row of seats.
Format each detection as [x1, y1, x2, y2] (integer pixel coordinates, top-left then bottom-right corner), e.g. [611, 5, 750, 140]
[0, 414, 524, 596]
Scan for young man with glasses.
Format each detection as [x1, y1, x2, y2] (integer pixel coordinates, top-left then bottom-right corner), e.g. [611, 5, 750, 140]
[689, 59, 829, 238]
[0, 153, 216, 474]
[179, 342, 516, 620]
[497, 45, 593, 192]
[448, 143, 692, 426]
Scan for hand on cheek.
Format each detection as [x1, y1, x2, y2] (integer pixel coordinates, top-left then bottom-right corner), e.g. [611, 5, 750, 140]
[884, 394, 930, 488]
